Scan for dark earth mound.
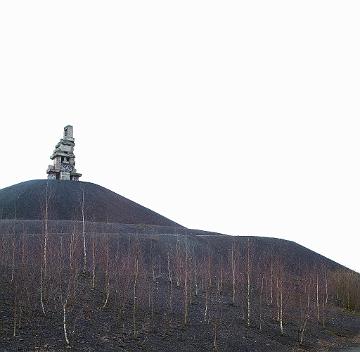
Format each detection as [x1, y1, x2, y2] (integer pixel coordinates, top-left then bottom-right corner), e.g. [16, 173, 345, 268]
[1, 180, 360, 351]
[0, 231, 359, 352]
[0, 180, 180, 227]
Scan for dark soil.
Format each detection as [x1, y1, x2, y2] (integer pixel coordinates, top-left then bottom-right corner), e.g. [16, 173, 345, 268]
[0, 271, 359, 352]
[0, 230, 359, 352]
[0, 180, 180, 226]
[0, 179, 359, 351]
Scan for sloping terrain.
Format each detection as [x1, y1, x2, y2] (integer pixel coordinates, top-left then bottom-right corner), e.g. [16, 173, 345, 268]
[0, 180, 180, 227]
[0, 180, 359, 352]
[0, 229, 359, 351]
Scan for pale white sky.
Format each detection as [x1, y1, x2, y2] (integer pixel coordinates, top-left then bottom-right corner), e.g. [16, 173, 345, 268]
[0, 1, 359, 272]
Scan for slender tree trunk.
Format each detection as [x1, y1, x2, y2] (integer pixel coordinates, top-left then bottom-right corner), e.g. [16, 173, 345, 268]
[102, 251, 110, 308]
[259, 274, 264, 331]
[220, 262, 223, 294]
[316, 274, 320, 323]
[176, 237, 180, 287]
[208, 250, 212, 287]
[69, 229, 75, 271]
[13, 297, 17, 337]
[92, 239, 96, 289]
[204, 289, 209, 323]
[11, 237, 15, 283]
[11, 203, 17, 283]
[167, 252, 173, 313]
[184, 239, 189, 325]
[43, 180, 49, 279]
[63, 301, 70, 345]
[194, 259, 199, 297]
[279, 279, 284, 335]
[247, 238, 251, 327]
[231, 242, 236, 305]
[133, 257, 139, 337]
[299, 314, 308, 345]
[21, 234, 25, 266]
[276, 277, 280, 321]
[270, 261, 273, 304]
[81, 189, 87, 273]
[213, 322, 218, 351]
[324, 271, 328, 305]
[40, 265, 46, 316]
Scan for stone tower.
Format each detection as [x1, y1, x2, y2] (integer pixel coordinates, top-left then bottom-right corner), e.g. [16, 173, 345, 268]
[46, 125, 82, 181]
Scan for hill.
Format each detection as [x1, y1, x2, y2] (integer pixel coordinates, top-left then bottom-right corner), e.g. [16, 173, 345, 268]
[0, 180, 180, 227]
[0, 180, 359, 352]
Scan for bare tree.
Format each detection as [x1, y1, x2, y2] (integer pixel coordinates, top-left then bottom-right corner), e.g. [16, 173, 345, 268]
[59, 235, 79, 346]
[43, 180, 50, 278]
[298, 274, 310, 345]
[203, 253, 211, 323]
[184, 237, 189, 325]
[81, 188, 87, 273]
[316, 272, 320, 323]
[213, 321, 219, 352]
[60, 236, 71, 346]
[92, 236, 96, 289]
[133, 254, 139, 337]
[40, 263, 46, 316]
[231, 241, 236, 305]
[270, 260, 273, 304]
[167, 250, 173, 314]
[102, 236, 110, 308]
[246, 238, 251, 327]
[39, 181, 51, 317]
[10, 235, 16, 283]
[259, 273, 264, 331]
[194, 256, 199, 297]
[279, 277, 284, 335]
[11, 198, 19, 283]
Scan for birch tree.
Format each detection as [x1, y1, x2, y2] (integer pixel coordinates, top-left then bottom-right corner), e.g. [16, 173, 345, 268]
[81, 188, 87, 273]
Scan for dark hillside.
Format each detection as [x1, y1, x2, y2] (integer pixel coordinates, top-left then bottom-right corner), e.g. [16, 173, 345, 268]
[0, 180, 180, 227]
[0, 180, 359, 351]
[1, 227, 359, 351]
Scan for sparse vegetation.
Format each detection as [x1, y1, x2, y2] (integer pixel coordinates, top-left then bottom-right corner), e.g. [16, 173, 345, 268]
[1, 225, 360, 351]
[0, 180, 359, 351]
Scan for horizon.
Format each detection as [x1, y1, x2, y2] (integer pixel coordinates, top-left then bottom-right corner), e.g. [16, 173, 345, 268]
[1, 1, 359, 273]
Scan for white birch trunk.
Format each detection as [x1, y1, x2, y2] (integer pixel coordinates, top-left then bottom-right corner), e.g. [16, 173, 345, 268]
[63, 302, 70, 345]
[231, 242, 236, 304]
[81, 189, 87, 272]
[247, 238, 251, 327]
[259, 275, 264, 331]
[270, 262, 273, 304]
[92, 239, 96, 289]
[167, 252, 173, 312]
[133, 257, 139, 337]
[279, 280, 284, 335]
[316, 274, 320, 322]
